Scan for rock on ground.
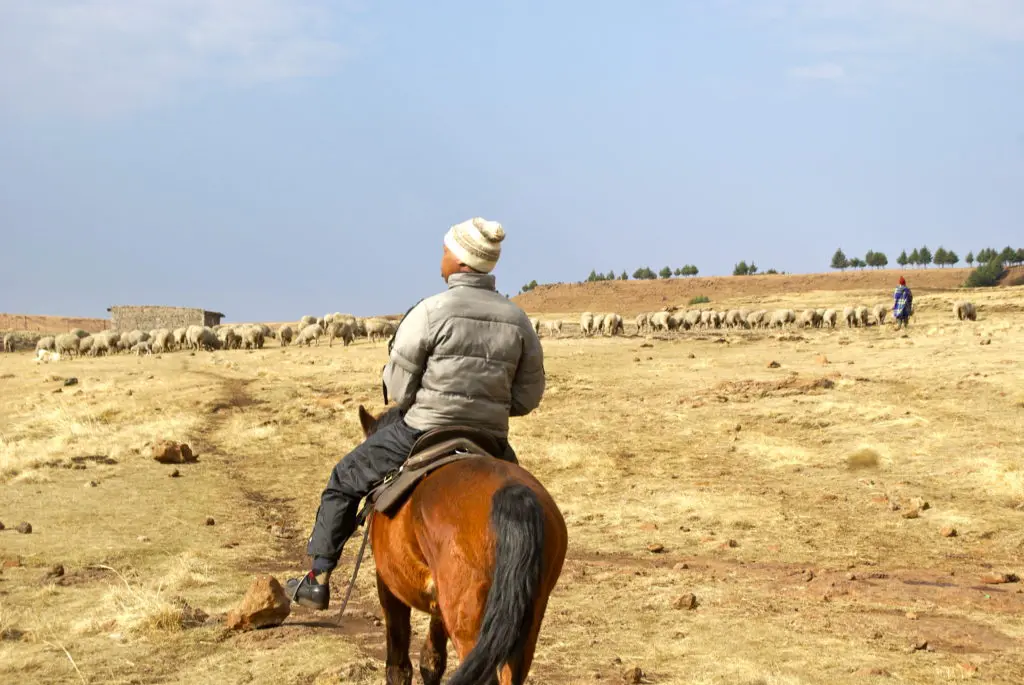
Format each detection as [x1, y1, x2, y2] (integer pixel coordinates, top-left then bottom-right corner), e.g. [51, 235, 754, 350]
[225, 575, 292, 631]
[673, 593, 698, 610]
[150, 440, 197, 465]
[623, 666, 646, 684]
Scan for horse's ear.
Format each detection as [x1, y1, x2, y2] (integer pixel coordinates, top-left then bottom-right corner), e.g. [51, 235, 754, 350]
[358, 405, 376, 436]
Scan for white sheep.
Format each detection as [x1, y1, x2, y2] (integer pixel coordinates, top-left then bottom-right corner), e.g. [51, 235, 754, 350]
[602, 313, 623, 336]
[241, 326, 265, 350]
[54, 333, 81, 358]
[295, 323, 324, 347]
[843, 307, 858, 328]
[79, 335, 94, 355]
[36, 336, 56, 353]
[634, 313, 649, 333]
[218, 327, 242, 350]
[545, 320, 564, 337]
[364, 318, 395, 343]
[186, 325, 221, 351]
[871, 304, 888, 326]
[151, 329, 174, 354]
[954, 301, 977, 321]
[278, 325, 294, 346]
[255, 323, 274, 341]
[529, 317, 541, 335]
[769, 310, 789, 328]
[855, 306, 870, 327]
[131, 341, 153, 356]
[327, 320, 355, 347]
[649, 311, 670, 332]
[3, 333, 14, 352]
[797, 309, 818, 328]
[822, 309, 838, 329]
[124, 330, 151, 348]
[90, 331, 117, 356]
[580, 312, 595, 336]
[34, 349, 60, 363]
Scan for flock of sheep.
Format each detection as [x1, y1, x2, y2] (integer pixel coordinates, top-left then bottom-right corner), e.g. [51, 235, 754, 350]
[5, 312, 400, 360]
[633, 299, 979, 333]
[1, 300, 981, 360]
[636, 304, 888, 332]
[526, 313, 622, 338]
[283, 313, 397, 349]
[522, 299, 980, 340]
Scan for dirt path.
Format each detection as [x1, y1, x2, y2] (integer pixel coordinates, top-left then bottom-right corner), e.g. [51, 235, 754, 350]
[189, 369, 388, 659]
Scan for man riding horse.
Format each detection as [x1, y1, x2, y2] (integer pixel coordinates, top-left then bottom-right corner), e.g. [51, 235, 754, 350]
[287, 217, 546, 609]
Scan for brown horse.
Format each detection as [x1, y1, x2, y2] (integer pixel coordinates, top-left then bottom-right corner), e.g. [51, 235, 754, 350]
[358, 405, 568, 685]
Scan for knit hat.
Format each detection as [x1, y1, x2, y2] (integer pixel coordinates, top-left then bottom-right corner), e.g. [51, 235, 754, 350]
[444, 217, 505, 273]
[899, 276, 906, 286]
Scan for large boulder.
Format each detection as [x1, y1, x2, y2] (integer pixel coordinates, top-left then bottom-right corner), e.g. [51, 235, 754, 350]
[225, 575, 291, 631]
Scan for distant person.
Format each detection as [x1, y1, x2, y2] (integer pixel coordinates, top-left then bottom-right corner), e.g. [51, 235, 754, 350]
[285, 217, 546, 610]
[893, 276, 913, 329]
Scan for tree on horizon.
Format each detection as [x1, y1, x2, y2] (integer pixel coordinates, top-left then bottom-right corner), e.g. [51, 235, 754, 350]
[831, 248, 849, 271]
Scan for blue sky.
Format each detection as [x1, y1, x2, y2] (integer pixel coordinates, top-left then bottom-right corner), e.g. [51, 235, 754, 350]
[1, 1, 1022, 321]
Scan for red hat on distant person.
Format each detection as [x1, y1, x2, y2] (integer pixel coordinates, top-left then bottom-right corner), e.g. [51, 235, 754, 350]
[899, 276, 906, 286]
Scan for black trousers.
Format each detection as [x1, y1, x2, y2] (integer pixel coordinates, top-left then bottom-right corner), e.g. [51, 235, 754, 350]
[306, 412, 518, 571]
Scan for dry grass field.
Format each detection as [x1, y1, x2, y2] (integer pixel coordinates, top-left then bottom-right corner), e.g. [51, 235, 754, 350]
[2, 282, 1024, 684]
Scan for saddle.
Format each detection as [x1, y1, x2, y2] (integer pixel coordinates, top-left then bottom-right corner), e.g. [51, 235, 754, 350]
[365, 426, 506, 517]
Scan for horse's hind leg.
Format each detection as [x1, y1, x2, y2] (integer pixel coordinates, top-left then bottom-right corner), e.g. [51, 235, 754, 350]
[419, 613, 448, 685]
[376, 574, 413, 685]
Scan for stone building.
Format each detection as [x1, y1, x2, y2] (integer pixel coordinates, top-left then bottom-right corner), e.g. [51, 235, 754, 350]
[106, 306, 225, 332]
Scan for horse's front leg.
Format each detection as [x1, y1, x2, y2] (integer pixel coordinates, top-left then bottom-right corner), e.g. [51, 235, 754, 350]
[376, 573, 413, 685]
[419, 613, 448, 685]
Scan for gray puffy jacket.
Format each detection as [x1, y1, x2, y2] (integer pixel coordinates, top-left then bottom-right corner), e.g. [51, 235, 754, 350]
[382, 272, 545, 437]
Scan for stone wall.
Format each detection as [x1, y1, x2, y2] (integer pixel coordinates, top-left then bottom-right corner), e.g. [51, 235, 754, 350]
[108, 306, 224, 332]
[0, 313, 110, 334]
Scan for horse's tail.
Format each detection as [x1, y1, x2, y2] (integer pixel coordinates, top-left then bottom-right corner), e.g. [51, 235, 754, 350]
[448, 483, 545, 685]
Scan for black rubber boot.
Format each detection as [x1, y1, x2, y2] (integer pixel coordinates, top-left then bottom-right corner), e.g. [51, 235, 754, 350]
[285, 572, 330, 610]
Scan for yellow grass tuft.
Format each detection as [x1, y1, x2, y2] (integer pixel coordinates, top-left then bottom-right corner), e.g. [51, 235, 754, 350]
[163, 552, 215, 591]
[75, 565, 209, 637]
[846, 447, 881, 471]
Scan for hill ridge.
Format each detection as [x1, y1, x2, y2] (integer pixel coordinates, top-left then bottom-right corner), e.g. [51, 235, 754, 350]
[511, 267, 987, 315]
